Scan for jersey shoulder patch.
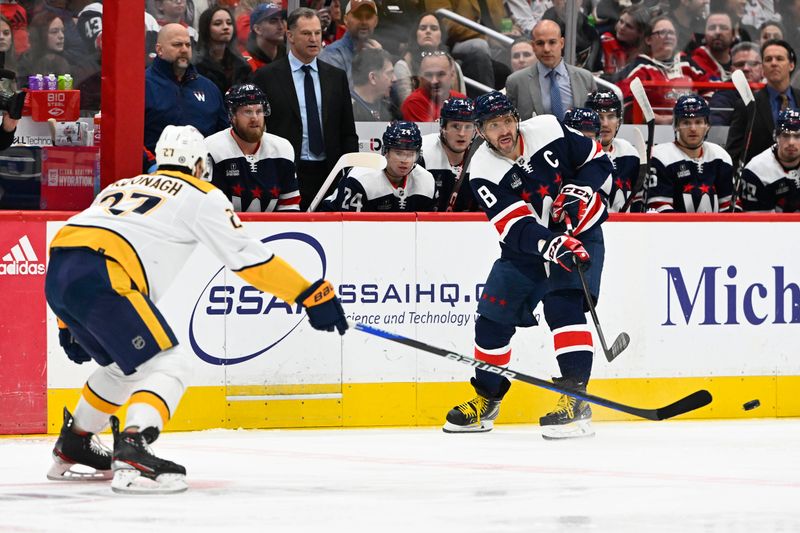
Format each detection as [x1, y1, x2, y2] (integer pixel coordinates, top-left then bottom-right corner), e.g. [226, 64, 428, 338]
[612, 138, 639, 159]
[745, 147, 783, 185]
[410, 166, 436, 197]
[421, 134, 449, 170]
[468, 144, 513, 185]
[702, 141, 733, 165]
[519, 116, 564, 155]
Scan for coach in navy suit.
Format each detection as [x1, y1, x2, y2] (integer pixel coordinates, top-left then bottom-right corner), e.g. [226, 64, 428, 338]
[252, 8, 358, 211]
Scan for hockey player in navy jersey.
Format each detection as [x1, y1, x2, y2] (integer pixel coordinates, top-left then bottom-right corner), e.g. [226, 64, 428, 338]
[741, 108, 800, 212]
[323, 121, 436, 212]
[647, 94, 734, 212]
[584, 91, 640, 212]
[45, 126, 347, 494]
[419, 97, 479, 212]
[442, 92, 613, 440]
[206, 84, 301, 212]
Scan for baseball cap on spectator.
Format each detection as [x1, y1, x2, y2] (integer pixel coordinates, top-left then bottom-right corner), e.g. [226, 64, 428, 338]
[250, 3, 284, 26]
[345, 0, 377, 15]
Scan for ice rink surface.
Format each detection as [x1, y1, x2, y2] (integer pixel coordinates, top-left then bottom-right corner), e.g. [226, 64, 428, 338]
[1, 419, 798, 532]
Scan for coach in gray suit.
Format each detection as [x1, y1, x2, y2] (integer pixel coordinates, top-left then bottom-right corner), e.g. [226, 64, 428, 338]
[505, 19, 596, 121]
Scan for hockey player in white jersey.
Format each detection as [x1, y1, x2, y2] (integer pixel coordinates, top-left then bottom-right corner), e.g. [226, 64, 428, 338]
[584, 91, 640, 212]
[741, 108, 800, 212]
[206, 84, 301, 212]
[647, 95, 734, 212]
[419, 97, 479, 211]
[323, 121, 436, 212]
[45, 125, 347, 494]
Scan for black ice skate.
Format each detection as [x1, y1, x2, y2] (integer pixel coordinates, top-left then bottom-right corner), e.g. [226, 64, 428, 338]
[539, 377, 594, 440]
[47, 407, 112, 481]
[443, 378, 511, 433]
[110, 415, 187, 494]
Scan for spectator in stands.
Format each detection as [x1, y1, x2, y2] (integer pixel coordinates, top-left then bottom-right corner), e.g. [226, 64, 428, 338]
[690, 12, 735, 81]
[0, 15, 19, 71]
[777, 0, 800, 52]
[671, 0, 707, 52]
[509, 37, 535, 72]
[710, 0, 755, 44]
[144, 23, 228, 153]
[153, 0, 194, 35]
[233, 0, 259, 53]
[598, 5, 651, 79]
[195, 5, 250, 95]
[351, 48, 399, 121]
[393, 12, 465, 104]
[506, 0, 551, 37]
[709, 41, 762, 125]
[243, 3, 287, 72]
[147, 0, 200, 29]
[401, 50, 466, 122]
[319, 0, 346, 45]
[206, 84, 301, 212]
[18, 10, 68, 85]
[319, 0, 380, 83]
[541, 0, 599, 69]
[616, 15, 705, 124]
[758, 20, 784, 47]
[426, 0, 508, 93]
[252, 7, 358, 211]
[726, 39, 800, 165]
[0, 1, 28, 55]
[505, 19, 597, 121]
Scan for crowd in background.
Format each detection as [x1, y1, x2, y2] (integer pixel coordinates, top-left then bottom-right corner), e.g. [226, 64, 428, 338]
[1, 0, 800, 214]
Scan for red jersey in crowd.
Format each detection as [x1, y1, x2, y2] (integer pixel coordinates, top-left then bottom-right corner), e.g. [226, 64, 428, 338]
[617, 54, 705, 121]
[401, 89, 466, 122]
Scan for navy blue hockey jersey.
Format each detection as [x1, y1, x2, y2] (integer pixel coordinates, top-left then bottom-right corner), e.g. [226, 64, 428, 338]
[206, 129, 301, 212]
[419, 133, 479, 212]
[469, 116, 612, 265]
[647, 141, 733, 212]
[323, 166, 436, 212]
[600, 138, 639, 212]
[741, 146, 800, 212]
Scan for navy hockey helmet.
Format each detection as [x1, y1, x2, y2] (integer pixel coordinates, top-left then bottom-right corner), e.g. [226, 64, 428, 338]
[224, 83, 271, 118]
[564, 107, 601, 137]
[439, 97, 476, 127]
[672, 94, 710, 127]
[382, 121, 423, 153]
[585, 90, 622, 118]
[775, 108, 800, 136]
[474, 91, 518, 125]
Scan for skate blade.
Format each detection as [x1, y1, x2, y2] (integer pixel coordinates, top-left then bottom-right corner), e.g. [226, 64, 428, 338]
[442, 420, 494, 433]
[111, 468, 188, 495]
[47, 456, 112, 481]
[541, 420, 595, 440]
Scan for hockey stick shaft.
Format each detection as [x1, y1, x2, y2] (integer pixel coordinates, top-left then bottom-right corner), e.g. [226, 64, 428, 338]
[621, 78, 655, 212]
[445, 137, 482, 212]
[576, 262, 628, 362]
[350, 321, 712, 421]
[728, 70, 756, 212]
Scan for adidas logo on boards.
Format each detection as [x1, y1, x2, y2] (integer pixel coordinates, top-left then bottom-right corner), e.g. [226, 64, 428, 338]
[0, 235, 45, 275]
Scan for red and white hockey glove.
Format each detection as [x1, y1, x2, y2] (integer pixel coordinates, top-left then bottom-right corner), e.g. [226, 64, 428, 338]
[540, 233, 590, 272]
[552, 184, 601, 234]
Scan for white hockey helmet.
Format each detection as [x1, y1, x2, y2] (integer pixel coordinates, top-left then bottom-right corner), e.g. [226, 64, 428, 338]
[155, 125, 212, 181]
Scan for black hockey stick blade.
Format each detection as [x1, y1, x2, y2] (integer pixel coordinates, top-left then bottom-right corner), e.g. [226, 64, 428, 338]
[575, 262, 629, 362]
[350, 321, 712, 421]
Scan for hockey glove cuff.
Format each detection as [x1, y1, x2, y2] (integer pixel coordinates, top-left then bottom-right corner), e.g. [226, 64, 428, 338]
[58, 326, 92, 364]
[297, 279, 348, 335]
[539, 234, 590, 272]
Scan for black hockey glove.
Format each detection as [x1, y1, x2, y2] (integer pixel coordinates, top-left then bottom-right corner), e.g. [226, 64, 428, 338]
[540, 233, 590, 272]
[296, 279, 348, 335]
[58, 326, 92, 364]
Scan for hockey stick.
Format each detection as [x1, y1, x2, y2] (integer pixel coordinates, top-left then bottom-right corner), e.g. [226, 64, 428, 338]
[576, 262, 630, 362]
[728, 69, 756, 212]
[445, 137, 483, 212]
[621, 78, 655, 212]
[307, 152, 387, 212]
[565, 219, 630, 362]
[349, 321, 712, 421]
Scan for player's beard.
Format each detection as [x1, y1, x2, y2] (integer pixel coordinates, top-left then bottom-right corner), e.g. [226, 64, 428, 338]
[236, 122, 265, 144]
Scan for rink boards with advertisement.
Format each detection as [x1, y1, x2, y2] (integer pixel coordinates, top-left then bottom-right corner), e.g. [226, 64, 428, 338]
[1, 212, 799, 434]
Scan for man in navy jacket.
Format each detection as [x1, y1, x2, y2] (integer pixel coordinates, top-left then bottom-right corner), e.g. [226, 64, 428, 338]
[144, 24, 228, 153]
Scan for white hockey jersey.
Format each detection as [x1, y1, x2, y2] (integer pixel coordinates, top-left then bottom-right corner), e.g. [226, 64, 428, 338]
[741, 145, 800, 212]
[49, 170, 309, 304]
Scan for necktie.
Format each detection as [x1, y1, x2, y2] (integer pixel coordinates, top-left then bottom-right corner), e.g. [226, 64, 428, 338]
[301, 65, 324, 156]
[779, 93, 789, 111]
[548, 70, 564, 120]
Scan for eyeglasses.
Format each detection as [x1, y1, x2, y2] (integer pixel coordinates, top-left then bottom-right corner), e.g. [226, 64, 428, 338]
[732, 60, 761, 68]
[512, 51, 534, 59]
[236, 108, 266, 118]
[651, 29, 676, 38]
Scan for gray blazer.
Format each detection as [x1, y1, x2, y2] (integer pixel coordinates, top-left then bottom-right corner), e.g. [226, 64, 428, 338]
[505, 62, 597, 120]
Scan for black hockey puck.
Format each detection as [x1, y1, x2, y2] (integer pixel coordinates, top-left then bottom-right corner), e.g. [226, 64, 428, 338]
[743, 399, 760, 411]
